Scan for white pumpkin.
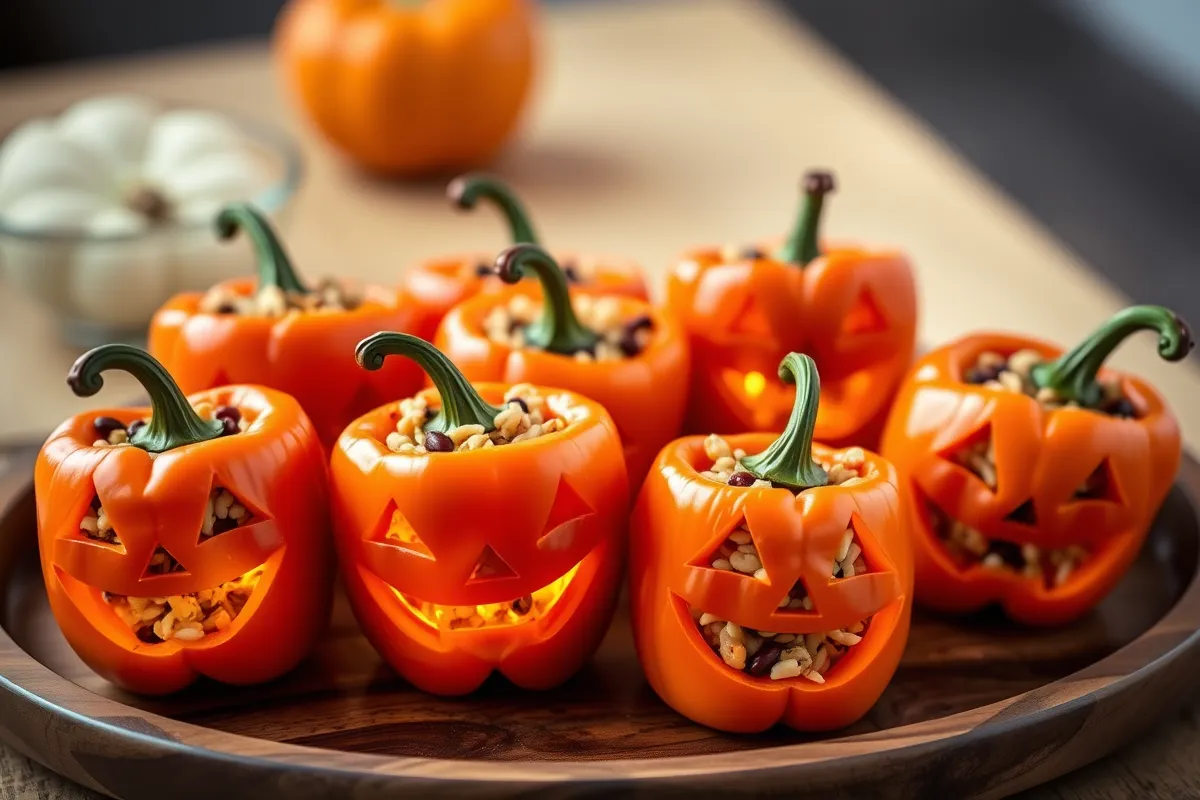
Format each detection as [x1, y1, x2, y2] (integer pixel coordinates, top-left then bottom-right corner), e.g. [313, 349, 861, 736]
[0, 95, 275, 333]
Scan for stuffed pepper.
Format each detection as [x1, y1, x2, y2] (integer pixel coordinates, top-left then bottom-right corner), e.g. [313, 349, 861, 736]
[435, 243, 688, 488]
[665, 170, 917, 448]
[402, 174, 648, 339]
[631, 353, 912, 733]
[148, 202, 425, 444]
[881, 305, 1190, 625]
[35, 344, 332, 695]
[330, 333, 628, 696]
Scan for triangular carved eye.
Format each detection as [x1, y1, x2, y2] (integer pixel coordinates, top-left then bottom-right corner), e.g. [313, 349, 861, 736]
[142, 545, 187, 578]
[840, 287, 887, 336]
[372, 500, 433, 561]
[832, 521, 871, 579]
[77, 488, 125, 552]
[690, 518, 770, 582]
[1004, 499, 1038, 526]
[1073, 458, 1120, 503]
[775, 578, 816, 613]
[468, 545, 517, 583]
[939, 423, 997, 491]
[537, 477, 595, 552]
[199, 486, 257, 545]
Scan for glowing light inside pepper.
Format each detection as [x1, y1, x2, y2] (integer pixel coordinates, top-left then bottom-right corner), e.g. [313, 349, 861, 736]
[393, 562, 582, 630]
[744, 371, 767, 399]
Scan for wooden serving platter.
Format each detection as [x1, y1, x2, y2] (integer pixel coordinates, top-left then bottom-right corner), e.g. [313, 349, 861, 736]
[2, 441, 1199, 799]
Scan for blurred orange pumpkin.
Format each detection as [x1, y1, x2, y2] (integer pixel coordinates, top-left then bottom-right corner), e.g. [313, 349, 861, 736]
[274, 0, 537, 176]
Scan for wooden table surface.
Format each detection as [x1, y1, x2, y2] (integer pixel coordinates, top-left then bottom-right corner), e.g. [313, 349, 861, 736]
[1, 1, 1197, 797]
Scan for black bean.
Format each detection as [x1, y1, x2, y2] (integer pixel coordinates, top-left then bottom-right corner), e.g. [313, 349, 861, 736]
[618, 314, 655, 357]
[214, 405, 241, 424]
[212, 516, 239, 536]
[740, 247, 766, 260]
[215, 303, 237, 314]
[220, 417, 240, 436]
[965, 364, 1003, 385]
[474, 262, 494, 277]
[562, 262, 580, 283]
[747, 643, 784, 676]
[127, 419, 146, 438]
[728, 472, 756, 487]
[508, 397, 529, 413]
[93, 416, 125, 437]
[1106, 398, 1137, 418]
[136, 626, 163, 644]
[425, 431, 454, 452]
[988, 540, 1025, 570]
[424, 406, 437, 421]
[511, 595, 533, 615]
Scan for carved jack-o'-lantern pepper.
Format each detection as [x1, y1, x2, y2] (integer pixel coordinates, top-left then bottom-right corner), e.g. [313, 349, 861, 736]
[402, 175, 648, 339]
[330, 333, 628, 695]
[435, 243, 688, 490]
[881, 305, 1191, 626]
[35, 345, 333, 695]
[148, 203, 425, 445]
[631, 353, 912, 733]
[665, 170, 917, 448]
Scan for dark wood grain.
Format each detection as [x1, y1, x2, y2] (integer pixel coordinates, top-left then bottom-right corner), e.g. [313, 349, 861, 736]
[2, 445, 1199, 798]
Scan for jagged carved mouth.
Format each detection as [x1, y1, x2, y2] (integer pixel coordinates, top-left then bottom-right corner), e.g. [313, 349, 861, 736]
[392, 561, 582, 631]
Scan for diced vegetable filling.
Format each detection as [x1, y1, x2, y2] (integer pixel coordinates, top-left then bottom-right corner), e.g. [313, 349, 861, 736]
[964, 348, 1136, 417]
[699, 434, 877, 488]
[483, 294, 654, 361]
[90, 402, 248, 447]
[383, 384, 580, 454]
[199, 279, 361, 316]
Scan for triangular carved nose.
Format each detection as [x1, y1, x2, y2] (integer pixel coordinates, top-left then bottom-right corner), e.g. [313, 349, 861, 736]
[468, 545, 517, 583]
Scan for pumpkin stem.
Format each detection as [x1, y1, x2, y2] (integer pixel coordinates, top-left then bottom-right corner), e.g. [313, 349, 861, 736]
[448, 174, 540, 246]
[741, 353, 829, 490]
[67, 345, 224, 453]
[494, 244, 600, 356]
[777, 170, 835, 267]
[1030, 305, 1192, 407]
[215, 203, 308, 294]
[356, 332, 501, 434]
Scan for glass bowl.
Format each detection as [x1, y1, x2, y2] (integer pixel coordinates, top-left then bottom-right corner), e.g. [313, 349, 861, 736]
[0, 112, 303, 348]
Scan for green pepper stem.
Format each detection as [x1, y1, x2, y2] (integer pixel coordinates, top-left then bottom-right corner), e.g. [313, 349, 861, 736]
[67, 345, 224, 453]
[356, 332, 501, 434]
[776, 170, 836, 267]
[215, 203, 308, 294]
[1030, 305, 1192, 407]
[494, 244, 600, 356]
[448, 174, 540, 245]
[741, 353, 829, 490]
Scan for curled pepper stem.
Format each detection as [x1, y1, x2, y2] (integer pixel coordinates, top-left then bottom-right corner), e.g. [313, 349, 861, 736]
[448, 174, 540, 245]
[777, 170, 836, 267]
[1030, 305, 1193, 407]
[67, 345, 224, 453]
[494, 244, 600, 356]
[741, 353, 829, 490]
[356, 332, 501, 434]
[215, 203, 308, 294]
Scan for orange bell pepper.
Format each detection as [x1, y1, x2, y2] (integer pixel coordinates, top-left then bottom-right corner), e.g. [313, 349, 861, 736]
[148, 204, 424, 445]
[275, 0, 537, 176]
[435, 243, 688, 489]
[632, 354, 912, 733]
[35, 345, 333, 695]
[402, 174, 648, 339]
[665, 170, 917, 448]
[330, 333, 628, 695]
[881, 305, 1191, 625]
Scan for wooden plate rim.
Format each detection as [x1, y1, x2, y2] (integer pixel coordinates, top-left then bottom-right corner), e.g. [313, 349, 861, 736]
[2, 444, 1199, 789]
